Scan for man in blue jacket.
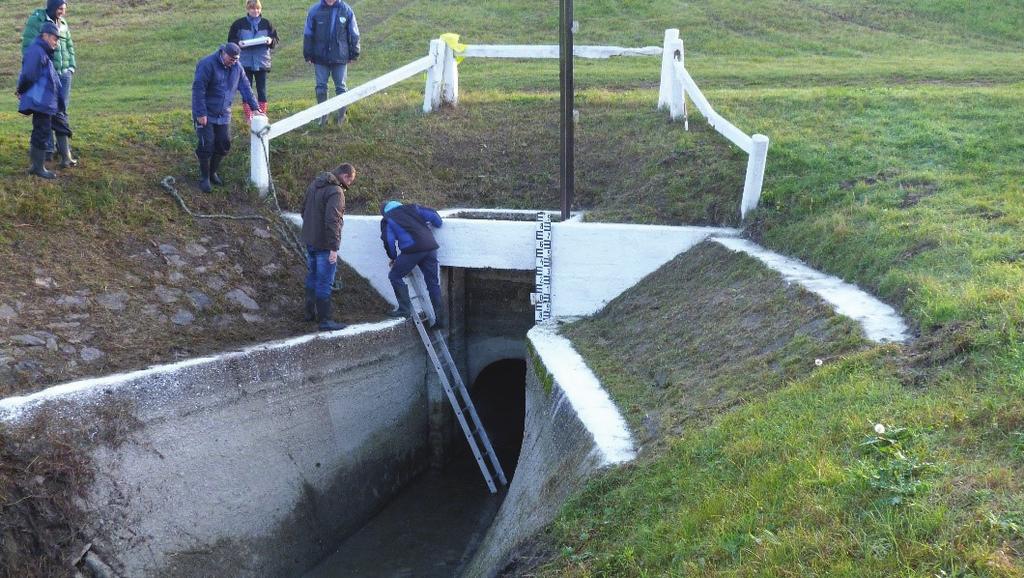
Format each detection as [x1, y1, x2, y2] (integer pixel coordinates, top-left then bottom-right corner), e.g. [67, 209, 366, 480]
[16, 21, 62, 179]
[303, 0, 360, 127]
[191, 42, 262, 193]
[380, 200, 446, 329]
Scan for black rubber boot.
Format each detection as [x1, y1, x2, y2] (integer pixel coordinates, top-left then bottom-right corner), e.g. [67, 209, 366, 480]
[316, 298, 347, 331]
[28, 147, 56, 179]
[334, 106, 347, 126]
[209, 154, 224, 186]
[303, 288, 316, 322]
[56, 135, 77, 168]
[429, 296, 447, 330]
[387, 284, 413, 318]
[198, 156, 212, 193]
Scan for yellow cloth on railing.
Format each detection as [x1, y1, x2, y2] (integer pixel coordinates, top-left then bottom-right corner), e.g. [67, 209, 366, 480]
[439, 33, 466, 64]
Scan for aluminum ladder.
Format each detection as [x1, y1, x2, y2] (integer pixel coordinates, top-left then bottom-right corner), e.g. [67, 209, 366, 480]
[406, 278, 508, 494]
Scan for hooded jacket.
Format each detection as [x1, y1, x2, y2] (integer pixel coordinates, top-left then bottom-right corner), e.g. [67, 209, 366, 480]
[301, 172, 346, 251]
[191, 49, 259, 123]
[22, 3, 75, 74]
[303, 0, 360, 65]
[17, 36, 60, 116]
[380, 204, 442, 260]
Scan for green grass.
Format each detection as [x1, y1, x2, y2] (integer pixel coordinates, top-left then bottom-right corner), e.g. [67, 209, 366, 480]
[1, 0, 1023, 575]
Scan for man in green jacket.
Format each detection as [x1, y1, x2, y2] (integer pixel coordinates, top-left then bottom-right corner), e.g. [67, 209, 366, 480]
[22, 0, 77, 168]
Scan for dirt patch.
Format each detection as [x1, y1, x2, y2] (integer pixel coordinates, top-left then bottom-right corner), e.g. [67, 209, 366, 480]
[0, 185, 390, 399]
[0, 400, 141, 577]
[840, 167, 900, 190]
[898, 179, 939, 208]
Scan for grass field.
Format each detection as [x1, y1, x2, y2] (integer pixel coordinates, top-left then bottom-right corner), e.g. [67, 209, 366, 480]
[1, 0, 1023, 575]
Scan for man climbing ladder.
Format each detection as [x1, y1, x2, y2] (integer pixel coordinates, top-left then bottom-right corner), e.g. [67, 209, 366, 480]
[379, 200, 446, 330]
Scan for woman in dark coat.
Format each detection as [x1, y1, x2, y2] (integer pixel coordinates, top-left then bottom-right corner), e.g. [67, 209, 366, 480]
[228, 0, 279, 121]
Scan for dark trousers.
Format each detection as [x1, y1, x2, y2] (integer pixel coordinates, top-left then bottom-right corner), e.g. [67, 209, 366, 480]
[389, 250, 441, 306]
[245, 69, 268, 103]
[30, 112, 53, 150]
[305, 246, 338, 301]
[195, 121, 231, 160]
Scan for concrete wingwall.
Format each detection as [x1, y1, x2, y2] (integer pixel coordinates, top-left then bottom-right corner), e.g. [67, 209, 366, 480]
[0, 320, 434, 578]
[462, 324, 636, 578]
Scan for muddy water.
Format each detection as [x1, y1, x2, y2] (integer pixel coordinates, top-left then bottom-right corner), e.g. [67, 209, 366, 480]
[306, 360, 526, 578]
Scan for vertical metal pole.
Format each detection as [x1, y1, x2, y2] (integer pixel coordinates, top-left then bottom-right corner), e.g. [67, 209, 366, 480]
[559, 0, 574, 220]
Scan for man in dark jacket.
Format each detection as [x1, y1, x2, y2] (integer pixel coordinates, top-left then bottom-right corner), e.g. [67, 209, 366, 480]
[380, 200, 446, 329]
[16, 21, 62, 179]
[191, 42, 262, 193]
[22, 0, 77, 168]
[301, 163, 355, 331]
[303, 0, 360, 126]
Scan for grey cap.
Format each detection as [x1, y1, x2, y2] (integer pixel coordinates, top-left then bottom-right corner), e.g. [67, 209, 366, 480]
[221, 42, 241, 57]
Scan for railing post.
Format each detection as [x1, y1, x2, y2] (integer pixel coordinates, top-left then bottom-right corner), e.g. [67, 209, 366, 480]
[250, 115, 270, 196]
[668, 38, 685, 121]
[741, 134, 770, 219]
[441, 42, 459, 107]
[423, 39, 444, 113]
[658, 28, 679, 110]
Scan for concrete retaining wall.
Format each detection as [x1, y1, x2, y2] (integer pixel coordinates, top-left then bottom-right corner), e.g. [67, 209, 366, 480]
[462, 324, 636, 577]
[1, 320, 433, 578]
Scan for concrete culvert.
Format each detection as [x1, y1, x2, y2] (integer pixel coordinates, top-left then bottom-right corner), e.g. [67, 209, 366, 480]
[305, 359, 527, 578]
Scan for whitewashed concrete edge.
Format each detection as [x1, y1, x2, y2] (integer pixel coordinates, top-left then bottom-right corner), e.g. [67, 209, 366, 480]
[527, 322, 636, 465]
[712, 237, 910, 344]
[0, 319, 405, 421]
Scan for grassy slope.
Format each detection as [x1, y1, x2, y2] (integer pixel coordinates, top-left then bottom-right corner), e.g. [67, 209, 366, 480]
[0, 0, 1021, 575]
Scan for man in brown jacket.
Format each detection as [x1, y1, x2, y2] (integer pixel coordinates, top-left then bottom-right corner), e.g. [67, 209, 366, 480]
[301, 163, 355, 330]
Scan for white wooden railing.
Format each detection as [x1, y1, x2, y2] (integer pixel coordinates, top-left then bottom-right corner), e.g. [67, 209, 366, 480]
[251, 29, 769, 219]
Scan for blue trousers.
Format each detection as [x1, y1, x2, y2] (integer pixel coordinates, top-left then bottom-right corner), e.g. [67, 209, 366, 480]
[31, 112, 53, 150]
[306, 246, 338, 301]
[389, 250, 441, 306]
[314, 63, 347, 101]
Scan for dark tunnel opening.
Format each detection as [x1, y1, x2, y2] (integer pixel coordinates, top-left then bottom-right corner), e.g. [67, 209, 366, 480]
[464, 358, 527, 477]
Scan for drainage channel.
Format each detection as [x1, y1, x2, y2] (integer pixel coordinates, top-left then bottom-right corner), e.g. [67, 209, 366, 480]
[306, 359, 526, 577]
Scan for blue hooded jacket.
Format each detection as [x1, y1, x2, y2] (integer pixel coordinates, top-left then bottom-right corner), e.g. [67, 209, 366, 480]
[380, 203, 443, 260]
[191, 48, 259, 124]
[17, 36, 61, 116]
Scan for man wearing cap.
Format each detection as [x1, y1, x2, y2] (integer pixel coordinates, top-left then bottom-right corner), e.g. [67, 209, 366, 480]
[22, 0, 77, 168]
[191, 42, 262, 193]
[16, 22, 62, 179]
[380, 200, 446, 330]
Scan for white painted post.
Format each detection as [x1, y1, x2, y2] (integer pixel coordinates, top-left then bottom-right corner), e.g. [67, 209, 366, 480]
[668, 38, 685, 121]
[441, 42, 459, 107]
[657, 28, 679, 110]
[422, 39, 444, 113]
[740, 134, 770, 219]
[250, 114, 270, 195]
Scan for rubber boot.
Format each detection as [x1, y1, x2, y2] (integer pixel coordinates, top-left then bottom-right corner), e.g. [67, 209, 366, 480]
[316, 298, 347, 331]
[334, 106, 346, 126]
[429, 296, 447, 330]
[316, 92, 328, 127]
[56, 134, 77, 168]
[28, 147, 56, 179]
[209, 154, 224, 186]
[259, 101, 268, 115]
[387, 284, 413, 318]
[242, 102, 253, 123]
[303, 287, 316, 322]
[197, 156, 212, 193]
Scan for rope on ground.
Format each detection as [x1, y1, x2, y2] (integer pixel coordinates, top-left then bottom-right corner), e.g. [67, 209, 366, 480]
[159, 174, 307, 268]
